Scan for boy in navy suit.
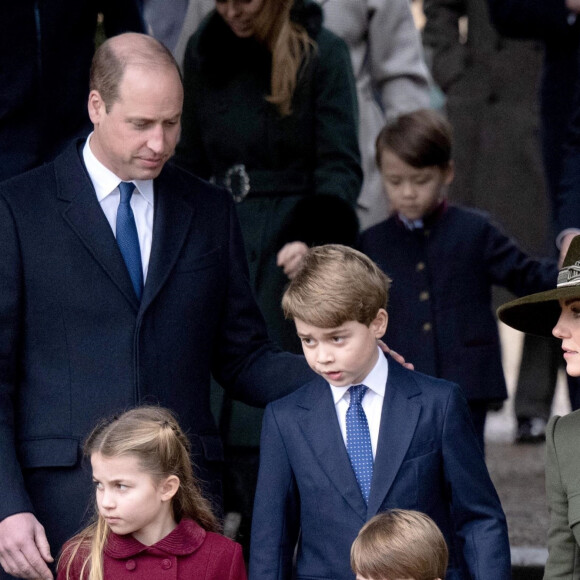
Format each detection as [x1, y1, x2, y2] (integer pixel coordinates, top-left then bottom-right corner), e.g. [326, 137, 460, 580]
[249, 245, 510, 580]
[360, 109, 557, 451]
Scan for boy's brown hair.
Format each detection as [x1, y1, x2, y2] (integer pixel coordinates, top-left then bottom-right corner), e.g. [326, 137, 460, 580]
[375, 109, 453, 170]
[351, 510, 448, 580]
[282, 244, 391, 328]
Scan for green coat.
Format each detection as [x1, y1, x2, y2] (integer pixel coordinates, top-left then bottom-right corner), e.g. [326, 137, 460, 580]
[176, 3, 361, 445]
[545, 411, 580, 579]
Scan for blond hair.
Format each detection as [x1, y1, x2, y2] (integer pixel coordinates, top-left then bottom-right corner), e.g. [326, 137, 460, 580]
[58, 406, 218, 580]
[282, 244, 391, 328]
[351, 510, 448, 580]
[251, 0, 314, 116]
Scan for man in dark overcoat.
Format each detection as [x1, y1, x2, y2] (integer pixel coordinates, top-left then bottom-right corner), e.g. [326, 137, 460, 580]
[0, 33, 310, 580]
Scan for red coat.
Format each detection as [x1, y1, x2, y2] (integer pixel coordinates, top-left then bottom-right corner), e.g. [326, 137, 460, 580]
[58, 518, 247, 580]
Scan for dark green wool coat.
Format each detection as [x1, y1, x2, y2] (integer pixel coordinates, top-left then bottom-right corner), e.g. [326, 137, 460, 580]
[176, 4, 361, 354]
[175, 3, 361, 447]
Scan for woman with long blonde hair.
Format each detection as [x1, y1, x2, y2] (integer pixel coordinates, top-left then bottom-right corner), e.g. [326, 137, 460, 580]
[176, 0, 361, 352]
[57, 406, 246, 580]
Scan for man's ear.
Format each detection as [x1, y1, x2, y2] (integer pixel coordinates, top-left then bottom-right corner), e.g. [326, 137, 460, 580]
[371, 308, 388, 338]
[159, 475, 180, 502]
[88, 90, 105, 125]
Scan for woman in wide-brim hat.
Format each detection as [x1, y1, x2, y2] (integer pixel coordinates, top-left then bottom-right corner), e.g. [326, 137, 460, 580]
[498, 234, 580, 579]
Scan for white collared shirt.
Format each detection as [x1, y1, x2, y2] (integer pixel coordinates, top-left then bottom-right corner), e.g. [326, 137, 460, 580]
[328, 347, 388, 458]
[83, 134, 154, 281]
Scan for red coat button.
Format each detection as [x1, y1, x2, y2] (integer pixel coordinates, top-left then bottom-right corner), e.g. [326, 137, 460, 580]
[162, 559, 172, 569]
[125, 560, 136, 571]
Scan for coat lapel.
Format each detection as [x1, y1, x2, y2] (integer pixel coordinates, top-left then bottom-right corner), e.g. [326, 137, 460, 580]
[56, 147, 195, 314]
[56, 142, 140, 311]
[140, 169, 194, 311]
[367, 362, 421, 517]
[297, 378, 368, 522]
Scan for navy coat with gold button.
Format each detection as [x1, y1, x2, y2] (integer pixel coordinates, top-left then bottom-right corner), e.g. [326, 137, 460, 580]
[361, 203, 557, 401]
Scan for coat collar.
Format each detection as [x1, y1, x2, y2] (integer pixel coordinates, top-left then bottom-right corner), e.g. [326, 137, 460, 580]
[104, 518, 206, 559]
[295, 359, 422, 521]
[395, 199, 448, 232]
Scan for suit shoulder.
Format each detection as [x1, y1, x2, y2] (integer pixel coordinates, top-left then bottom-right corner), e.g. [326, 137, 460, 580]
[445, 204, 495, 229]
[315, 26, 349, 52]
[361, 219, 390, 239]
[0, 163, 56, 204]
[548, 410, 580, 447]
[398, 364, 462, 400]
[161, 162, 232, 208]
[267, 377, 327, 411]
[360, 218, 397, 249]
[203, 530, 243, 555]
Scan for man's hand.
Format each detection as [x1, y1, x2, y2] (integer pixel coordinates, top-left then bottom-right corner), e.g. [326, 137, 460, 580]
[0, 513, 53, 579]
[277, 241, 309, 280]
[378, 341, 414, 370]
[566, 0, 580, 13]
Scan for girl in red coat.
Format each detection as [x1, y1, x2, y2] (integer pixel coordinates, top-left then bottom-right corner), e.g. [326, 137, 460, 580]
[57, 406, 247, 580]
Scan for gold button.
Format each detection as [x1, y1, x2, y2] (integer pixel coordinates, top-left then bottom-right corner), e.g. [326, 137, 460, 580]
[419, 291, 429, 301]
[423, 322, 432, 332]
[416, 262, 425, 272]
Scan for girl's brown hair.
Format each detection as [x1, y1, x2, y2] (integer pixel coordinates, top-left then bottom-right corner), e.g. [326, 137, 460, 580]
[59, 406, 218, 580]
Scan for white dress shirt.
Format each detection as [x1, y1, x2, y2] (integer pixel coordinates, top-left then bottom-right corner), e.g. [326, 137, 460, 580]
[82, 134, 154, 281]
[329, 347, 388, 458]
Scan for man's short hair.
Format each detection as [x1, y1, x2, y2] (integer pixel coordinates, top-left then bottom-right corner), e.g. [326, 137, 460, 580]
[375, 109, 453, 170]
[351, 510, 448, 580]
[89, 33, 181, 111]
[282, 244, 391, 328]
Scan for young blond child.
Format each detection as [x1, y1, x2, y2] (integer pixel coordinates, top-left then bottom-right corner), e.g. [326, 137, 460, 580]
[351, 509, 448, 580]
[57, 406, 246, 580]
[360, 108, 557, 451]
[249, 244, 510, 580]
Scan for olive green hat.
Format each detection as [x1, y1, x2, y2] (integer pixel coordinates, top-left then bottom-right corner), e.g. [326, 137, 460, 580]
[497, 235, 580, 337]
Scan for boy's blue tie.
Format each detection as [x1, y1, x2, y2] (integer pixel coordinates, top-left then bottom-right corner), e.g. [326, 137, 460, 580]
[116, 181, 143, 300]
[346, 384, 373, 503]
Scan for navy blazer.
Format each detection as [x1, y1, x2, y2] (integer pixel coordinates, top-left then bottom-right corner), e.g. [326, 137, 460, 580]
[0, 141, 311, 556]
[249, 360, 510, 580]
[361, 205, 557, 401]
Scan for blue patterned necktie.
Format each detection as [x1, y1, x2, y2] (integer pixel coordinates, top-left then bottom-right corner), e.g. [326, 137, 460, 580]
[346, 384, 373, 504]
[116, 182, 143, 300]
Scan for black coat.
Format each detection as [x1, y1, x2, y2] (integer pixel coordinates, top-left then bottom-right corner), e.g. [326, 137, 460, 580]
[0, 141, 312, 557]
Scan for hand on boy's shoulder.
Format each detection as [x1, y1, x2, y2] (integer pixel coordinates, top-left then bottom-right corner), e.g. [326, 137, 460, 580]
[379, 341, 414, 370]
